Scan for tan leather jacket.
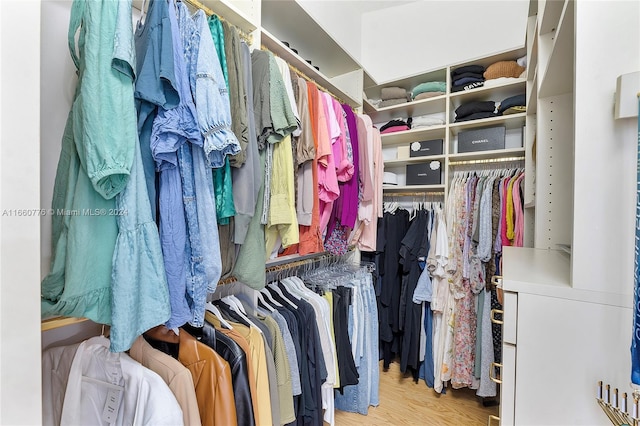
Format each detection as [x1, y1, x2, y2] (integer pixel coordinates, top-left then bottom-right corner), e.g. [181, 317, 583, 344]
[178, 330, 238, 426]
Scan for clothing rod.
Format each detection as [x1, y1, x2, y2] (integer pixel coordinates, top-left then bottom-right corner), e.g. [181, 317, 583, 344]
[181, 0, 254, 44]
[41, 316, 89, 332]
[448, 156, 525, 166]
[383, 191, 445, 197]
[216, 247, 356, 285]
[260, 45, 350, 108]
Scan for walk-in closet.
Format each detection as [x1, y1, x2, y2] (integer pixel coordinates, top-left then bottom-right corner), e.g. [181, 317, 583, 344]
[1, 1, 639, 425]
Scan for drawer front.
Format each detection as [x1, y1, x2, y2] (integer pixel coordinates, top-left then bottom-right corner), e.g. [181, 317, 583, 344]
[503, 291, 518, 345]
[500, 343, 517, 425]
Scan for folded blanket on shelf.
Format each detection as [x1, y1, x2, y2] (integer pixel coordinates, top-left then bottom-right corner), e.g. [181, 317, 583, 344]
[455, 101, 497, 119]
[381, 86, 408, 100]
[484, 60, 526, 79]
[451, 81, 484, 92]
[454, 111, 498, 122]
[412, 115, 445, 128]
[502, 105, 527, 115]
[379, 98, 408, 108]
[381, 125, 410, 134]
[451, 64, 485, 78]
[498, 93, 526, 113]
[380, 119, 409, 132]
[414, 91, 445, 101]
[411, 81, 447, 98]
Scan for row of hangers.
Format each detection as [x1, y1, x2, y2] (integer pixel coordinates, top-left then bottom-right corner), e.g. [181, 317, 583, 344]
[451, 166, 525, 179]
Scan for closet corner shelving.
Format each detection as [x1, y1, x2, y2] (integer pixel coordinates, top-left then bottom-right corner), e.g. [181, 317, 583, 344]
[364, 46, 528, 204]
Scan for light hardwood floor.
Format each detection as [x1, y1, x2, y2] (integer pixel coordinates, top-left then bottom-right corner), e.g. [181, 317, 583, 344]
[334, 361, 499, 425]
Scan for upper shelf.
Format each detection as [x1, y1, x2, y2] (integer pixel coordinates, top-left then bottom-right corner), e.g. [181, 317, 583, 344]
[538, 0, 574, 98]
[132, 0, 258, 33]
[200, 0, 258, 33]
[260, 29, 361, 108]
[261, 0, 361, 79]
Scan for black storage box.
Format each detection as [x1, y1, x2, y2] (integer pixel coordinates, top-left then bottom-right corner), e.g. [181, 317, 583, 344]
[409, 139, 443, 157]
[406, 161, 442, 185]
[458, 126, 506, 153]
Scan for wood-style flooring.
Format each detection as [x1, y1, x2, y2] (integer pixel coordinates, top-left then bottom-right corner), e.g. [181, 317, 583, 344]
[334, 361, 499, 425]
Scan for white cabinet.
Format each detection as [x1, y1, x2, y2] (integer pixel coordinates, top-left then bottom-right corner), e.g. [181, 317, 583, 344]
[500, 247, 633, 425]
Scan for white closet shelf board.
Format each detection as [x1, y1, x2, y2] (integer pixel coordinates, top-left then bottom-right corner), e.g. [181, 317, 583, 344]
[449, 79, 526, 108]
[526, 69, 538, 114]
[260, 29, 360, 108]
[365, 95, 447, 123]
[383, 184, 446, 192]
[384, 155, 445, 168]
[538, 0, 574, 98]
[132, 0, 257, 32]
[380, 125, 447, 146]
[260, 0, 360, 79]
[538, 0, 567, 35]
[449, 112, 527, 135]
[448, 147, 525, 162]
[502, 247, 629, 308]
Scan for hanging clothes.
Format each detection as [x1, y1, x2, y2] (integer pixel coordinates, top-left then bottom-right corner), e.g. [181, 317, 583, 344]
[57, 336, 184, 426]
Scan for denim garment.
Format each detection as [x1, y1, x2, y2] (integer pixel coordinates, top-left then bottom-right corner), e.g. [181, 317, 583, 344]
[193, 11, 240, 168]
[418, 303, 435, 388]
[151, 0, 202, 329]
[177, 144, 206, 327]
[134, 0, 179, 220]
[178, 4, 222, 293]
[334, 273, 379, 414]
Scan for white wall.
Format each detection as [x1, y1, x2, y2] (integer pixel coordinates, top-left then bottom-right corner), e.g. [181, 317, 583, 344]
[361, 0, 529, 83]
[572, 0, 640, 295]
[40, 0, 76, 278]
[0, 1, 43, 424]
[296, 0, 417, 68]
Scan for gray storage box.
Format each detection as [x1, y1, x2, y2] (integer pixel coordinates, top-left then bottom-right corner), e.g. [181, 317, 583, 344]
[458, 126, 506, 153]
[409, 139, 443, 157]
[406, 161, 442, 185]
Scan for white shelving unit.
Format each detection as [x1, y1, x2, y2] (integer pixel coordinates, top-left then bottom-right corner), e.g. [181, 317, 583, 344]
[365, 47, 528, 203]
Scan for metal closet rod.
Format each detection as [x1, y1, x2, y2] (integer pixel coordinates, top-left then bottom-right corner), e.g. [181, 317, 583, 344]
[181, 0, 254, 44]
[383, 191, 444, 197]
[448, 156, 525, 166]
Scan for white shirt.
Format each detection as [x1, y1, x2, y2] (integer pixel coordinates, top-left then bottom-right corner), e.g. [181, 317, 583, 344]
[60, 336, 183, 426]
